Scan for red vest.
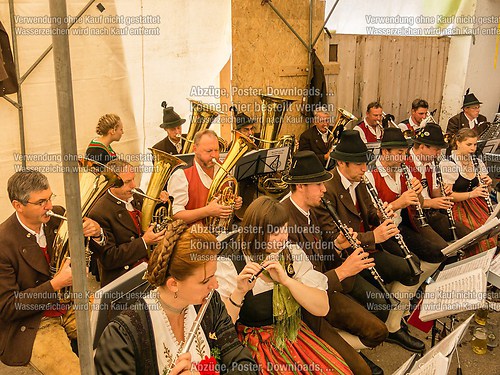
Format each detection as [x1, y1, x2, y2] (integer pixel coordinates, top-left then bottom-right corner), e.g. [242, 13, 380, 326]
[401, 119, 414, 132]
[184, 165, 210, 210]
[404, 156, 433, 196]
[356, 121, 379, 142]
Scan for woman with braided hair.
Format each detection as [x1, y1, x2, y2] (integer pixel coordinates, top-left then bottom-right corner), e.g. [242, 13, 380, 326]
[95, 220, 258, 375]
[215, 196, 353, 374]
[85, 113, 124, 165]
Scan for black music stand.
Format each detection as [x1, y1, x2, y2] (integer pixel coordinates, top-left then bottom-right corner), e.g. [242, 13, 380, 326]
[234, 146, 290, 181]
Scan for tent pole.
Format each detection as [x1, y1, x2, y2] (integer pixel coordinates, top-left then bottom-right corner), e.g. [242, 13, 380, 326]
[312, 0, 340, 47]
[48, 1, 95, 374]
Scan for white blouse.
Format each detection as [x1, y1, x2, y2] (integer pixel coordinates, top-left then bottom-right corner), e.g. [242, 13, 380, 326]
[439, 151, 488, 185]
[215, 244, 328, 300]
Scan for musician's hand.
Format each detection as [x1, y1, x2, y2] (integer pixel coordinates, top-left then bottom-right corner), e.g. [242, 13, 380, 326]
[142, 225, 166, 245]
[373, 219, 399, 243]
[471, 185, 489, 199]
[169, 352, 195, 375]
[336, 248, 375, 280]
[206, 196, 233, 219]
[82, 217, 102, 238]
[159, 190, 169, 203]
[235, 262, 262, 293]
[480, 174, 493, 186]
[334, 229, 360, 250]
[411, 177, 423, 195]
[444, 184, 454, 196]
[399, 189, 420, 208]
[233, 196, 243, 211]
[262, 259, 290, 286]
[51, 258, 72, 291]
[380, 201, 395, 219]
[429, 197, 454, 210]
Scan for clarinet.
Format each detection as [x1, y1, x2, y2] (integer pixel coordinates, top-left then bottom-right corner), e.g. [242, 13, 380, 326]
[433, 160, 458, 242]
[400, 163, 429, 227]
[472, 155, 494, 214]
[362, 176, 422, 276]
[321, 198, 400, 308]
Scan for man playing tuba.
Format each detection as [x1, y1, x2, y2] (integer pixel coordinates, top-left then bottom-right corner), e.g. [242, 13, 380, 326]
[168, 129, 243, 226]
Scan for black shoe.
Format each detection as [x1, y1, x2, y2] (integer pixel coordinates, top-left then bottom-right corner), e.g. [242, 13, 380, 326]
[359, 352, 384, 375]
[386, 328, 425, 353]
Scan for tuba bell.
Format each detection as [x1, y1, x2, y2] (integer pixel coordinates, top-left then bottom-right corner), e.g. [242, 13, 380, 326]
[204, 131, 257, 234]
[327, 108, 358, 149]
[50, 158, 123, 303]
[139, 148, 187, 233]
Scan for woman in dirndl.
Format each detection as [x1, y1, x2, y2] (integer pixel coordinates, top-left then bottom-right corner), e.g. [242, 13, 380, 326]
[440, 128, 497, 257]
[216, 196, 353, 375]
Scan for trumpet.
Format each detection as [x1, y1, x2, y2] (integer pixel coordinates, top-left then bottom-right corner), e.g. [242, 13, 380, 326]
[434, 160, 458, 241]
[400, 163, 429, 227]
[362, 176, 422, 276]
[382, 112, 399, 128]
[472, 155, 494, 214]
[321, 198, 400, 308]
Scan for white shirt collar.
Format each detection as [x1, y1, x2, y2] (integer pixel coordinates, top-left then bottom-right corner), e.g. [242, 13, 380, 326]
[168, 136, 182, 153]
[193, 159, 218, 189]
[16, 212, 46, 247]
[108, 190, 135, 211]
[375, 158, 391, 178]
[337, 168, 359, 205]
[290, 195, 310, 225]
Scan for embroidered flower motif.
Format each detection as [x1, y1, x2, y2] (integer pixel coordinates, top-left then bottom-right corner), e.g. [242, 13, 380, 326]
[208, 332, 217, 340]
[195, 355, 219, 375]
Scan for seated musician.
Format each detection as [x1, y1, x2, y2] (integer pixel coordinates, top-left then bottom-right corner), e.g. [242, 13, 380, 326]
[311, 131, 427, 354]
[0, 170, 102, 374]
[227, 108, 257, 149]
[95, 221, 258, 375]
[298, 105, 333, 167]
[405, 123, 471, 242]
[353, 102, 384, 143]
[280, 150, 387, 374]
[85, 113, 123, 165]
[398, 99, 429, 135]
[440, 128, 497, 257]
[152, 101, 185, 155]
[167, 129, 243, 225]
[446, 89, 488, 136]
[88, 159, 167, 287]
[216, 196, 354, 375]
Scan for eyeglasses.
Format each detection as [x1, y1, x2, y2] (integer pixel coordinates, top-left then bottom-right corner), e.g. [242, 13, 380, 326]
[25, 193, 56, 207]
[468, 106, 480, 110]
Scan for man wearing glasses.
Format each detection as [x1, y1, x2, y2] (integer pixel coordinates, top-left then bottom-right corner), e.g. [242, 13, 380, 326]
[0, 170, 102, 374]
[298, 106, 334, 167]
[446, 89, 488, 136]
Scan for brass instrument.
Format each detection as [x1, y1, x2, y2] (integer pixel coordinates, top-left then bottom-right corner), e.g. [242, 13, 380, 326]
[382, 111, 399, 128]
[177, 133, 228, 153]
[472, 154, 494, 214]
[362, 176, 422, 276]
[400, 163, 429, 227]
[204, 131, 257, 234]
[139, 148, 187, 233]
[434, 160, 458, 241]
[50, 159, 123, 303]
[327, 108, 358, 148]
[321, 198, 400, 308]
[182, 99, 223, 154]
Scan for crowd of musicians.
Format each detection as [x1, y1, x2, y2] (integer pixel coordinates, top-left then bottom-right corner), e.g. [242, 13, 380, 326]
[0, 88, 498, 375]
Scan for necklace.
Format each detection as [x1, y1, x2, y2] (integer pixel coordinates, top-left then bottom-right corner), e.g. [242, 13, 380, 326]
[157, 296, 188, 315]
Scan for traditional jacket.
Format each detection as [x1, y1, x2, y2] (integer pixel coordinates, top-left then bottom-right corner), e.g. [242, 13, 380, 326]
[446, 112, 488, 136]
[298, 126, 331, 167]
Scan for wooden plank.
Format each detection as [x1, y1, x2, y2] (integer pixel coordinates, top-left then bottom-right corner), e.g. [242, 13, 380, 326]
[378, 36, 393, 115]
[397, 37, 412, 120]
[421, 37, 433, 101]
[413, 38, 426, 99]
[361, 37, 381, 109]
[336, 35, 357, 114]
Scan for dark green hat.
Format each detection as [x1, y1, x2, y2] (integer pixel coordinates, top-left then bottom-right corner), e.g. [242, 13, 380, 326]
[380, 128, 409, 149]
[412, 123, 446, 148]
[462, 88, 482, 108]
[283, 151, 332, 184]
[159, 101, 186, 129]
[330, 130, 368, 162]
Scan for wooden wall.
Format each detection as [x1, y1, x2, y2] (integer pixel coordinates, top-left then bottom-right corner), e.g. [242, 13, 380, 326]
[323, 35, 450, 126]
[230, 0, 326, 138]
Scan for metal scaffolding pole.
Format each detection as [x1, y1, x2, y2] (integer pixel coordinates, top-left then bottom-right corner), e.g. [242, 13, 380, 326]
[48, 1, 95, 374]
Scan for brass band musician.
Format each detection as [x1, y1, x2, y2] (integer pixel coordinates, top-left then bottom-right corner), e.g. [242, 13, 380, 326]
[353, 102, 384, 143]
[152, 102, 186, 155]
[298, 106, 334, 167]
[398, 99, 429, 134]
[446, 89, 488, 136]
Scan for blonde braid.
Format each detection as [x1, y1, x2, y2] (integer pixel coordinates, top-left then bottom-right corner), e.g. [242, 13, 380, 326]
[146, 220, 187, 287]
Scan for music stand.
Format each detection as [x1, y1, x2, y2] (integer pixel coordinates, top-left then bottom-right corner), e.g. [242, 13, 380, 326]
[234, 146, 290, 181]
[90, 262, 152, 348]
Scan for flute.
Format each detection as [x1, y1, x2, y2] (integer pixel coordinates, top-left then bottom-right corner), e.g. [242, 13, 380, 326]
[248, 244, 287, 283]
[362, 176, 422, 276]
[400, 163, 429, 227]
[434, 160, 458, 242]
[321, 198, 400, 308]
[472, 155, 494, 214]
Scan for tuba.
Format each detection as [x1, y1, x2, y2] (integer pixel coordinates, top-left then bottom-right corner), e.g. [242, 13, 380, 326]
[139, 148, 187, 232]
[204, 131, 257, 234]
[326, 108, 358, 149]
[181, 99, 223, 154]
[50, 159, 123, 303]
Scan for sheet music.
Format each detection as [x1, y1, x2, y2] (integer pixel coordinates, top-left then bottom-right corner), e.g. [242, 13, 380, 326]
[392, 354, 416, 375]
[490, 254, 500, 275]
[420, 270, 486, 321]
[441, 217, 500, 256]
[412, 315, 473, 371]
[262, 146, 289, 173]
[439, 248, 496, 281]
[409, 352, 449, 375]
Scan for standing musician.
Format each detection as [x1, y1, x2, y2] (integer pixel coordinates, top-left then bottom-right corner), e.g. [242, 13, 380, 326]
[281, 150, 388, 375]
[440, 128, 497, 257]
[298, 106, 334, 167]
[167, 129, 243, 225]
[398, 99, 429, 135]
[88, 159, 167, 287]
[0, 170, 102, 374]
[152, 101, 186, 155]
[405, 123, 472, 242]
[313, 131, 425, 353]
[353, 102, 384, 143]
[446, 89, 488, 136]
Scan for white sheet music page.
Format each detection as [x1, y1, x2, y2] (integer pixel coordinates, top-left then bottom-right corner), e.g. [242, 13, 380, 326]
[441, 217, 500, 256]
[420, 270, 486, 321]
[409, 352, 449, 375]
[490, 253, 500, 275]
[392, 353, 416, 375]
[439, 248, 496, 281]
